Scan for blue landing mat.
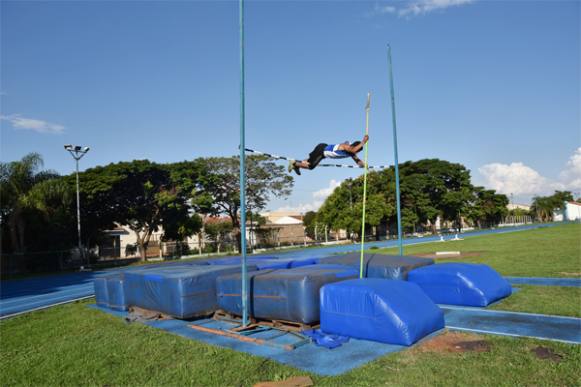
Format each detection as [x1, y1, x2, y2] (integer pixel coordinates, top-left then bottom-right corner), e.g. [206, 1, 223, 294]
[506, 277, 581, 287]
[442, 306, 581, 344]
[88, 305, 404, 376]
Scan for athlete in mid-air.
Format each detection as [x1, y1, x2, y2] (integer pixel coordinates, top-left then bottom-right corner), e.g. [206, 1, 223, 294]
[288, 135, 369, 175]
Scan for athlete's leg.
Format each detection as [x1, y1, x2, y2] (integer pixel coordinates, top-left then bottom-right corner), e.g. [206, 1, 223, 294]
[294, 160, 310, 169]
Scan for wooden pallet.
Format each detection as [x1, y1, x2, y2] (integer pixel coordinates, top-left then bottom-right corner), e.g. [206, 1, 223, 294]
[213, 310, 319, 332]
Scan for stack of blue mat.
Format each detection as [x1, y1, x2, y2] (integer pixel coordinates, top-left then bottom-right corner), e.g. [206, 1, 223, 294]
[124, 265, 256, 319]
[317, 253, 434, 280]
[216, 264, 358, 324]
[94, 273, 127, 311]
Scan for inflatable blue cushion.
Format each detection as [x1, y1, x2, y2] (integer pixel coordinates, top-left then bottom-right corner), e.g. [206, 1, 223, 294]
[321, 279, 444, 346]
[407, 263, 512, 307]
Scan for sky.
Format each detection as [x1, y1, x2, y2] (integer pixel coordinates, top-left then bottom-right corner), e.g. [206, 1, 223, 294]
[1, 0, 580, 212]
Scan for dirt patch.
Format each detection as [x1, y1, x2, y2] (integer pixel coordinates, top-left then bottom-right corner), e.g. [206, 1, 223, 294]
[531, 346, 564, 362]
[416, 251, 483, 260]
[414, 331, 491, 354]
[558, 272, 581, 277]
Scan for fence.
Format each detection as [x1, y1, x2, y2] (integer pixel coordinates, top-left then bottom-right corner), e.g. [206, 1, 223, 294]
[1, 220, 543, 276]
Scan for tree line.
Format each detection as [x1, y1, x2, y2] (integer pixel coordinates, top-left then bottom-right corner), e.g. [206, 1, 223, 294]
[2, 153, 575, 264]
[1, 153, 292, 260]
[308, 160, 577, 240]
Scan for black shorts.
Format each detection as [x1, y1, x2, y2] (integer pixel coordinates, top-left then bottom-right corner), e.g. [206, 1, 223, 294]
[307, 143, 327, 170]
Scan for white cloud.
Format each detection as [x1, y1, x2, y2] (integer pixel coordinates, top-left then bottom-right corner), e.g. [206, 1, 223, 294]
[277, 179, 341, 213]
[371, 0, 474, 18]
[0, 114, 65, 134]
[559, 147, 581, 191]
[479, 148, 581, 198]
[372, 3, 397, 15]
[478, 162, 552, 196]
[313, 179, 341, 200]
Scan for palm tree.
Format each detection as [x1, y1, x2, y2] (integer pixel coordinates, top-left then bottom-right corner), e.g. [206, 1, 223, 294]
[0, 153, 60, 253]
[530, 196, 553, 222]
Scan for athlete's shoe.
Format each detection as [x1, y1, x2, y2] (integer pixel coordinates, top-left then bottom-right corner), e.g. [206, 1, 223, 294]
[288, 160, 301, 175]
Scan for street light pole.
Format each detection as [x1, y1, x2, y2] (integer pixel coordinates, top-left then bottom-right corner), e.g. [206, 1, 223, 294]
[64, 144, 90, 269]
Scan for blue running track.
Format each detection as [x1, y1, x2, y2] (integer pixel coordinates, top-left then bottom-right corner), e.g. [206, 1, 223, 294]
[0, 224, 558, 319]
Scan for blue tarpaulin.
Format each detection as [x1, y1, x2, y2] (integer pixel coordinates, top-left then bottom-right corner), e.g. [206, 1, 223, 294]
[216, 269, 276, 317]
[302, 329, 350, 349]
[206, 256, 278, 266]
[94, 276, 109, 307]
[106, 274, 127, 311]
[408, 263, 512, 307]
[320, 279, 445, 346]
[317, 253, 434, 280]
[216, 264, 358, 323]
[124, 265, 256, 319]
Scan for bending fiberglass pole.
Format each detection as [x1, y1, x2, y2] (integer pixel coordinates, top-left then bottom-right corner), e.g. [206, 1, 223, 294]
[359, 93, 371, 278]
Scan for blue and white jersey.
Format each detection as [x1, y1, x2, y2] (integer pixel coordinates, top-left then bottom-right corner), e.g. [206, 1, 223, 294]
[323, 144, 351, 159]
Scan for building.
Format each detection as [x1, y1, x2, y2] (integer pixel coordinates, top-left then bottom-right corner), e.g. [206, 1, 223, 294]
[260, 210, 303, 224]
[553, 202, 581, 222]
[99, 224, 202, 259]
[251, 210, 307, 246]
[507, 203, 531, 212]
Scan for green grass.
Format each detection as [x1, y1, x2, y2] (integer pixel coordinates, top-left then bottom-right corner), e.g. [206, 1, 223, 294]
[491, 285, 581, 318]
[376, 223, 581, 278]
[1, 301, 580, 386]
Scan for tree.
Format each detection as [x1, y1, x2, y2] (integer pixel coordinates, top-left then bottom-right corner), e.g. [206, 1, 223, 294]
[316, 158, 507, 237]
[77, 160, 198, 261]
[531, 191, 574, 222]
[24, 178, 76, 251]
[0, 153, 61, 253]
[352, 194, 391, 240]
[204, 219, 234, 253]
[317, 180, 358, 237]
[399, 159, 474, 233]
[303, 211, 317, 239]
[466, 188, 509, 228]
[192, 156, 293, 251]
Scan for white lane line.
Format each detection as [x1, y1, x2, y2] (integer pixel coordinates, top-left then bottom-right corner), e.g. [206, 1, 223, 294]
[0, 296, 94, 320]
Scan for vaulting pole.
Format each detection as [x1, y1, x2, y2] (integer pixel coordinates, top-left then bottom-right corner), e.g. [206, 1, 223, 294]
[387, 44, 404, 255]
[359, 92, 371, 278]
[239, 0, 249, 326]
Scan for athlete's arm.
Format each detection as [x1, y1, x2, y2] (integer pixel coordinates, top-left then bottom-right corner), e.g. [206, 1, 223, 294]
[352, 155, 364, 167]
[339, 134, 369, 154]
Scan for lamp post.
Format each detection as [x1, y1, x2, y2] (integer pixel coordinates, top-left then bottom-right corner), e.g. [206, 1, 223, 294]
[64, 144, 90, 269]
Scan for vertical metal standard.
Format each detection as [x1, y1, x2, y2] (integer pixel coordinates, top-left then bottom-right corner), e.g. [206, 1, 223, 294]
[64, 144, 90, 268]
[387, 45, 404, 256]
[239, 0, 249, 327]
[75, 158, 82, 256]
[359, 92, 371, 278]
